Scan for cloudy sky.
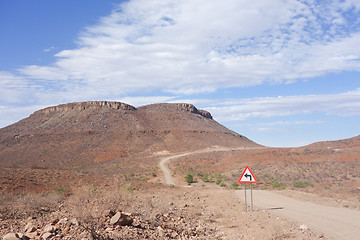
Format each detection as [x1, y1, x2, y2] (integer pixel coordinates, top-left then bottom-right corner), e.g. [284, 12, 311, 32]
[1, 0, 360, 147]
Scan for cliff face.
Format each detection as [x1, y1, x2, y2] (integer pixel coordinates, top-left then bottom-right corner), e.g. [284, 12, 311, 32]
[32, 101, 212, 119]
[34, 101, 136, 114]
[175, 103, 212, 119]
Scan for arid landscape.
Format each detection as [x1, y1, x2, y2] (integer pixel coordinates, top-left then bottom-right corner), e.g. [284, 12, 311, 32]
[0, 101, 359, 239]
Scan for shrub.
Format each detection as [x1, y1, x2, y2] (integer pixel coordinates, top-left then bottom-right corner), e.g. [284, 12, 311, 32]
[88, 185, 98, 192]
[185, 173, 194, 185]
[50, 186, 71, 196]
[293, 180, 314, 188]
[230, 182, 240, 190]
[201, 173, 210, 182]
[121, 184, 135, 192]
[215, 178, 222, 185]
[272, 181, 286, 190]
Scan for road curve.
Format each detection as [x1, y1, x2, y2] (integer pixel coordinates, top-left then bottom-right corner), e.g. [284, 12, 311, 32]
[236, 190, 360, 240]
[159, 146, 264, 185]
[159, 153, 191, 185]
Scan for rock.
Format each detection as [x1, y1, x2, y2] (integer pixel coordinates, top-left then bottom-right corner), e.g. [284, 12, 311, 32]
[103, 210, 116, 218]
[35, 101, 136, 114]
[63, 226, 70, 234]
[156, 226, 164, 238]
[70, 218, 79, 226]
[2, 233, 21, 240]
[176, 103, 212, 119]
[299, 224, 309, 231]
[41, 232, 53, 240]
[24, 232, 38, 239]
[57, 218, 68, 227]
[43, 224, 56, 233]
[50, 219, 59, 225]
[24, 222, 37, 233]
[1, 233, 29, 240]
[110, 212, 133, 226]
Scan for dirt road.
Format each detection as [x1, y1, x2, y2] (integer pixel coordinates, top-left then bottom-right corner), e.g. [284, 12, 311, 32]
[159, 148, 360, 239]
[235, 190, 360, 240]
[159, 146, 262, 185]
[159, 153, 190, 185]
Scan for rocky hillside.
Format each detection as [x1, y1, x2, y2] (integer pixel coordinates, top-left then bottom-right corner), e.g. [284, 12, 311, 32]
[0, 101, 259, 170]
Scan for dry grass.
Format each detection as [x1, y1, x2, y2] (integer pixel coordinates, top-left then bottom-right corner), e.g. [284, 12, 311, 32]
[0, 193, 62, 221]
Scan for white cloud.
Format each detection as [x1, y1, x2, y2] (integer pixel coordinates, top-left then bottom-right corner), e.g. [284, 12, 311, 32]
[0, 104, 47, 128]
[255, 120, 325, 127]
[2, 0, 360, 129]
[43, 46, 55, 52]
[11, 0, 360, 98]
[116, 95, 177, 107]
[205, 89, 360, 122]
[0, 72, 32, 104]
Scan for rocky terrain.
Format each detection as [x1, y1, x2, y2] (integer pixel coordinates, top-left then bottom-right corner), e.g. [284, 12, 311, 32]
[0, 101, 258, 171]
[1, 181, 329, 240]
[1, 101, 359, 239]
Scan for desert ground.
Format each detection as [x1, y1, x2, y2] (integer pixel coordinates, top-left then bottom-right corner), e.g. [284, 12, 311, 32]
[1, 146, 359, 239]
[1, 102, 360, 239]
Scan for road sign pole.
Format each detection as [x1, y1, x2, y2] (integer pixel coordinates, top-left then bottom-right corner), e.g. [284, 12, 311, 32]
[244, 183, 247, 212]
[238, 166, 258, 213]
[251, 183, 253, 211]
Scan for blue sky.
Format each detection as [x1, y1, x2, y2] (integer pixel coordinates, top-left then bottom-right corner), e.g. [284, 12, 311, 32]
[1, 0, 360, 147]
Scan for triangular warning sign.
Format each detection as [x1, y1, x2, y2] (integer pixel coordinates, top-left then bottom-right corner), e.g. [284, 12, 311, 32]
[238, 166, 258, 183]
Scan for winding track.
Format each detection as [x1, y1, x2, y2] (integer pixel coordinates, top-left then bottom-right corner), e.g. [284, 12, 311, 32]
[159, 147, 360, 240]
[159, 146, 261, 185]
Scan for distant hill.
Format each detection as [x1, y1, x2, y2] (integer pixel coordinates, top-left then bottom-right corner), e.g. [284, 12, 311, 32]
[303, 135, 360, 149]
[0, 101, 260, 169]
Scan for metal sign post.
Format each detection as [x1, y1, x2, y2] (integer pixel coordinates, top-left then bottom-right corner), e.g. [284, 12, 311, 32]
[244, 183, 247, 212]
[251, 183, 253, 211]
[238, 166, 258, 212]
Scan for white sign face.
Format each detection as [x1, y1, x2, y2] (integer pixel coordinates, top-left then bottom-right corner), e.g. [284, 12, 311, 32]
[238, 166, 258, 183]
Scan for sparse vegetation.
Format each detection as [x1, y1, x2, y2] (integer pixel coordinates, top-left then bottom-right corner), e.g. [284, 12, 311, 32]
[121, 184, 135, 192]
[88, 185, 98, 192]
[201, 172, 210, 182]
[2, 101, 360, 239]
[230, 182, 240, 190]
[185, 173, 194, 185]
[293, 180, 314, 188]
[272, 181, 286, 190]
[50, 186, 71, 196]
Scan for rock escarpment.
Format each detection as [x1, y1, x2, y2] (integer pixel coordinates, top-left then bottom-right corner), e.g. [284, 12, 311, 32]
[34, 101, 136, 114]
[31, 101, 212, 119]
[175, 103, 212, 119]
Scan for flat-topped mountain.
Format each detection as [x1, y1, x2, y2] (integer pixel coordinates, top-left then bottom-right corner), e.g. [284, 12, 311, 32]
[0, 101, 260, 169]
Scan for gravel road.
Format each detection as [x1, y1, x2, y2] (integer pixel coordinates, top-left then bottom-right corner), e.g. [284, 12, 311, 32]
[159, 146, 265, 185]
[236, 190, 360, 240]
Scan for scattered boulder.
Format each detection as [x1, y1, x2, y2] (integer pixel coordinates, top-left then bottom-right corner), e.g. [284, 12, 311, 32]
[24, 223, 36, 234]
[57, 218, 68, 227]
[69, 218, 79, 226]
[299, 224, 309, 231]
[2, 233, 21, 240]
[42, 224, 56, 234]
[2, 233, 29, 240]
[41, 232, 52, 240]
[110, 212, 133, 226]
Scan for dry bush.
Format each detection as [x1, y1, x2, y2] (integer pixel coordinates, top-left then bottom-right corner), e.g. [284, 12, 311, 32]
[65, 185, 134, 240]
[0, 193, 62, 220]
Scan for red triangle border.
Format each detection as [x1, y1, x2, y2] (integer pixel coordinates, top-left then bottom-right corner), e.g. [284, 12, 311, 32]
[238, 166, 258, 183]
